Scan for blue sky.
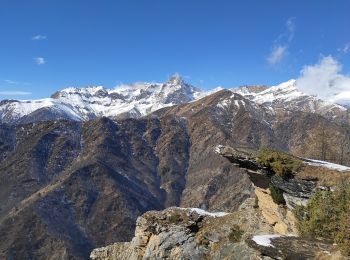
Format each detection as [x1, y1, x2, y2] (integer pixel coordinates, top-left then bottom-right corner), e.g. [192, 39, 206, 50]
[0, 0, 349, 100]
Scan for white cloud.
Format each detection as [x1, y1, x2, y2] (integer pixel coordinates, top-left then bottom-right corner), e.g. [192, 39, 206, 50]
[32, 35, 47, 40]
[0, 91, 32, 96]
[267, 17, 295, 65]
[34, 57, 46, 65]
[296, 55, 350, 105]
[267, 45, 287, 65]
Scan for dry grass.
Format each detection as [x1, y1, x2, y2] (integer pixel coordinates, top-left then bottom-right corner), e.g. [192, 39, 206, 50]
[296, 165, 350, 186]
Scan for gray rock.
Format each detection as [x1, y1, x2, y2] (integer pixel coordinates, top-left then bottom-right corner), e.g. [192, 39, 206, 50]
[283, 193, 309, 210]
[271, 175, 316, 199]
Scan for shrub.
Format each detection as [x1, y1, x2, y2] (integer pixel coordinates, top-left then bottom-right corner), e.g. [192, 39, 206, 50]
[295, 184, 350, 256]
[335, 211, 350, 256]
[257, 149, 302, 178]
[269, 184, 286, 205]
[228, 225, 243, 243]
[168, 214, 181, 224]
[253, 196, 259, 209]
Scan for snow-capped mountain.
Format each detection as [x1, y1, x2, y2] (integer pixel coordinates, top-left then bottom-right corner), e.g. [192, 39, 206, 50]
[0, 74, 211, 124]
[234, 79, 348, 119]
[1, 75, 348, 125]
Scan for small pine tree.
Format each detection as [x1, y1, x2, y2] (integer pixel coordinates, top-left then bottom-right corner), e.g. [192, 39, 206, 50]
[295, 184, 350, 256]
[269, 184, 286, 205]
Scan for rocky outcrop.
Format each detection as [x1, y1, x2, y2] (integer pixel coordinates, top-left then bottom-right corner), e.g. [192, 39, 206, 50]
[90, 199, 271, 260]
[270, 175, 316, 210]
[93, 207, 209, 260]
[271, 175, 315, 199]
[215, 145, 271, 175]
[215, 145, 343, 210]
[90, 199, 340, 260]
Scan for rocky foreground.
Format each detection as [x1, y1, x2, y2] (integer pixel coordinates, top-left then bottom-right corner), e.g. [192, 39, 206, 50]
[90, 199, 341, 260]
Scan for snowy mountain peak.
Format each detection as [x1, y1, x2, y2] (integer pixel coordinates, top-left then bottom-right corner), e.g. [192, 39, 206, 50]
[233, 79, 347, 117]
[61, 85, 105, 94]
[167, 73, 184, 85]
[274, 79, 297, 89]
[51, 86, 107, 99]
[0, 76, 218, 124]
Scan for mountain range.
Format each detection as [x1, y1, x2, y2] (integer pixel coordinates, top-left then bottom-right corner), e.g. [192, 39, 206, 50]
[1, 74, 348, 125]
[0, 74, 214, 124]
[1, 75, 350, 259]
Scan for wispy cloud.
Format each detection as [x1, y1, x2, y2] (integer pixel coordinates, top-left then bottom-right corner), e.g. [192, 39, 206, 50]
[286, 17, 296, 41]
[296, 55, 350, 105]
[34, 57, 46, 65]
[0, 91, 32, 96]
[338, 43, 350, 54]
[267, 17, 296, 65]
[267, 45, 288, 65]
[3, 79, 31, 86]
[32, 35, 47, 40]
[4, 79, 17, 84]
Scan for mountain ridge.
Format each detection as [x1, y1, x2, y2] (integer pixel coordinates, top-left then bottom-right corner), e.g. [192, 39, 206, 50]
[0, 74, 210, 124]
[1, 75, 349, 125]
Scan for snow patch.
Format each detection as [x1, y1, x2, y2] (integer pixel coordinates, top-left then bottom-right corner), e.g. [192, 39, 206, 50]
[176, 206, 228, 217]
[304, 158, 350, 172]
[252, 234, 296, 247]
[214, 145, 224, 154]
[189, 208, 228, 217]
[216, 98, 231, 109]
